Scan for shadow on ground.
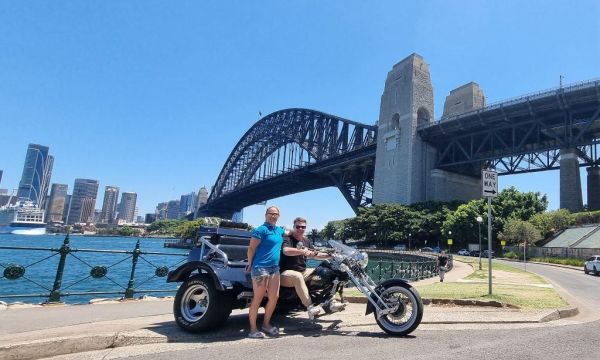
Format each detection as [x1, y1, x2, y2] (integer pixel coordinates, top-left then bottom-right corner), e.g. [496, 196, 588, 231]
[142, 311, 409, 342]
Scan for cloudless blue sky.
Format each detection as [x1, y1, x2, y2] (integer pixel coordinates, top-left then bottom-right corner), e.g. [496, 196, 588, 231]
[1, 1, 599, 230]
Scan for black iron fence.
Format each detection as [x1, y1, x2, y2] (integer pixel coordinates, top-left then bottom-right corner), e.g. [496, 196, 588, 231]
[0, 235, 187, 303]
[365, 252, 453, 282]
[1, 237, 451, 304]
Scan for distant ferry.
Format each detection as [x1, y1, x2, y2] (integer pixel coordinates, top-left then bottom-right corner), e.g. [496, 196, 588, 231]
[0, 201, 47, 235]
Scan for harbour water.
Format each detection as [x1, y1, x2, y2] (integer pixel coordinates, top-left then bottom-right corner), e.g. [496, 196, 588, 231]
[0, 234, 188, 304]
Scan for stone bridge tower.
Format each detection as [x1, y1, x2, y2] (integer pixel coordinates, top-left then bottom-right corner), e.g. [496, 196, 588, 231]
[373, 53, 480, 205]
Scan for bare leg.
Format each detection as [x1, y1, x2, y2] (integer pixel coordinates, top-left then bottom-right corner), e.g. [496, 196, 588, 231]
[249, 276, 267, 333]
[262, 274, 280, 328]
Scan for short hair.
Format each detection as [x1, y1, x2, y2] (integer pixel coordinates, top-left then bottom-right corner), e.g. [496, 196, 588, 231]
[265, 206, 280, 214]
[293, 217, 307, 225]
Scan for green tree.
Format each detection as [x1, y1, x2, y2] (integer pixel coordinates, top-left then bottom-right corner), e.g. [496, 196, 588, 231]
[320, 222, 337, 240]
[442, 201, 485, 249]
[499, 219, 541, 246]
[492, 187, 548, 233]
[573, 210, 600, 226]
[147, 220, 182, 235]
[117, 226, 141, 237]
[530, 209, 574, 239]
[175, 218, 205, 239]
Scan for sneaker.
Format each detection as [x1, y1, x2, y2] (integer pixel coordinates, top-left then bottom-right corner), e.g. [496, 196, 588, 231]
[329, 301, 346, 313]
[248, 330, 266, 339]
[307, 304, 321, 320]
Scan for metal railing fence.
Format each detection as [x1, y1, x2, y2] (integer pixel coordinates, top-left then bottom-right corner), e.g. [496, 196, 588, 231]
[0, 235, 187, 303]
[365, 254, 453, 282]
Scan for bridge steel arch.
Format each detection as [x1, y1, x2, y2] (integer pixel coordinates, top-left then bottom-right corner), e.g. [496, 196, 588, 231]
[198, 108, 377, 218]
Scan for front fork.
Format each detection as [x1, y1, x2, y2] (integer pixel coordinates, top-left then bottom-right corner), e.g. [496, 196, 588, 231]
[341, 264, 397, 319]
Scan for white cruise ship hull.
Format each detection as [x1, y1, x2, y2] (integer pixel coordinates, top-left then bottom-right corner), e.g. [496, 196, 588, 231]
[0, 200, 47, 235]
[0, 225, 47, 235]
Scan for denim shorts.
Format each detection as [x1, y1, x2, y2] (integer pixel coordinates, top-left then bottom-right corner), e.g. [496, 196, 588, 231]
[251, 265, 279, 279]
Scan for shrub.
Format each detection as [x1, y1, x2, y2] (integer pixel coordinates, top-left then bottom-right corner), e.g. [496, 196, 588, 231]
[503, 251, 521, 259]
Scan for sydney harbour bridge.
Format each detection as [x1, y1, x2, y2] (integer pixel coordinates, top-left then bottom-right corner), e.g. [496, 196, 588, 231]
[197, 54, 600, 219]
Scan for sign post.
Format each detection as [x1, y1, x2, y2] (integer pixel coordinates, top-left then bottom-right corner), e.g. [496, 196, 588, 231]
[482, 169, 498, 295]
[447, 238, 453, 254]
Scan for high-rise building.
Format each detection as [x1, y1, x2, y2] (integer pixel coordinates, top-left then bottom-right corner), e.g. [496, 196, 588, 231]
[117, 192, 137, 223]
[17, 144, 54, 208]
[100, 186, 119, 224]
[197, 186, 209, 208]
[45, 183, 68, 224]
[63, 194, 71, 223]
[180, 192, 197, 218]
[156, 202, 168, 220]
[66, 179, 99, 224]
[166, 200, 180, 219]
[145, 213, 156, 224]
[0, 170, 3, 186]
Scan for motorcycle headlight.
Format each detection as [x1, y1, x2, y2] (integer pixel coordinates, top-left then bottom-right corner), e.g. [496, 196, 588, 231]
[356, 251, 369, 269]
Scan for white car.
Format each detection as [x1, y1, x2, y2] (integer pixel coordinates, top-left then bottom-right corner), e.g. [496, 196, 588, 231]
[457, 249, 470, 256]
[584, 255, 600, 275]
[393, 244, 407, 251]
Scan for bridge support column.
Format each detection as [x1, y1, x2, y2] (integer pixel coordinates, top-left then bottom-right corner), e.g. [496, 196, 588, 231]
[428, 169, 481, 202]
[587, 167, 600, 211]
[373, 53, 435, 204]
[560, 149, 583, 212]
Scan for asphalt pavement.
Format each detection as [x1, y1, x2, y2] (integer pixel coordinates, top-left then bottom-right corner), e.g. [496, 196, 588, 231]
[0, 259, 579, 360]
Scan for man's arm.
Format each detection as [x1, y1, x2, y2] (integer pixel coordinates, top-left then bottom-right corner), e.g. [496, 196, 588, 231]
[282, 245, 312, 257]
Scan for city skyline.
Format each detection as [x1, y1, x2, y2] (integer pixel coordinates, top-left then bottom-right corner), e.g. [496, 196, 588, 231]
[1, 1, 598, 230]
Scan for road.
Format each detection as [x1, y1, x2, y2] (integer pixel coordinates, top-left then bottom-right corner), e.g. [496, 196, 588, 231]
[497, 260, 600, 321]
[45, 261, 600, 360]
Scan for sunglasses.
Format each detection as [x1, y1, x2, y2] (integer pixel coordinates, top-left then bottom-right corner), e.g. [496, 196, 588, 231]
[266, 212, 280, 216]
[294, 225, 306, 230]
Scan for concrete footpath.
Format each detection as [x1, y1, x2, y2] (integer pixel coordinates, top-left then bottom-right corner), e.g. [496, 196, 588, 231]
[0, 260, 579, 360]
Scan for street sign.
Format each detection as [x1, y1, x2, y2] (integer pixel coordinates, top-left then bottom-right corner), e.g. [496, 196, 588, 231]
[447, 239, 453, 245]
[500, 240, 506, 246]
[482, 170, 498, 197]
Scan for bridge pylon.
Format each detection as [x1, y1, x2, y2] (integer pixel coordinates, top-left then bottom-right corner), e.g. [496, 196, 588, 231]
[373, 53, 481, 205]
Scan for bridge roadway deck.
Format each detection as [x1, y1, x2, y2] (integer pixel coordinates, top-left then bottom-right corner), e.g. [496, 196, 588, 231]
[0, 260, 578, 360]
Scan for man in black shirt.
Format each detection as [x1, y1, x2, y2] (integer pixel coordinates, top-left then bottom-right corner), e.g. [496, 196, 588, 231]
[280, 217, 329, 319]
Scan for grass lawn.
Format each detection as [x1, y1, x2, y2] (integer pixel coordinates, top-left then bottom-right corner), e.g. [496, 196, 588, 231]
[344, 257, 568, 310]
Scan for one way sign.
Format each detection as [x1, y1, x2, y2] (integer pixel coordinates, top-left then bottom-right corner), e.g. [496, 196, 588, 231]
[482, 169, 498, 197]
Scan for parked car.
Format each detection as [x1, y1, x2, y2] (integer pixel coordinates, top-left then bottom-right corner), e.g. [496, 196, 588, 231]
[470, 250, 480, 257]
[393, 244, 407, 251]
[483, 250, 495, 258]
[457, 249, 470, 256]
[367, 244, 377, 249]
[420, 247, 434, 252]
[432, 246, 442, 253]
[584, 255, 600, 275]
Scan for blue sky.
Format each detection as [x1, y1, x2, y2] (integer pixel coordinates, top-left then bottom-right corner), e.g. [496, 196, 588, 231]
[1, 1, 599, 230]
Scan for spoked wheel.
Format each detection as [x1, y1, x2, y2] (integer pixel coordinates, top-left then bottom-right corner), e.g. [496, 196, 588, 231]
[374, 283, 423, 336]
[173, 275, 231, 332]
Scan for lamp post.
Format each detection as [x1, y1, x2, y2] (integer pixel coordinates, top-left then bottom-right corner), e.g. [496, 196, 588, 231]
[448, 231, 451, 252]
[408, 233, 411, 251]
[476, 216, 483, 270]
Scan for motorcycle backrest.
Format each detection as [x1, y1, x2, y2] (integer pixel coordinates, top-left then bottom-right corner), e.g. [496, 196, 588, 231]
[216, 244, 248, 262]
[219, 235, 251, 246]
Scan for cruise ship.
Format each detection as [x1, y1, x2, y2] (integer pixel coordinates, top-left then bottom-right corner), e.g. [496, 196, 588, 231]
[0, 201, 47, 235]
